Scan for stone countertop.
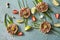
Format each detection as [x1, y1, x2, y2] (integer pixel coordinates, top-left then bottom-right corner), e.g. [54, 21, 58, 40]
[0, 0, 60, 40]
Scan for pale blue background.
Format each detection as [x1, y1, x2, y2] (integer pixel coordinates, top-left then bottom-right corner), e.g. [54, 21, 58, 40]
[0, 0, 60, 40]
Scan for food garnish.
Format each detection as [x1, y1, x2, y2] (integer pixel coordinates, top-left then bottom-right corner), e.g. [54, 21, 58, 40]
[4, 14, 18, 35]
[32, 16, 36, 22]
[36, 2, 48, 12]
[40, 21, 51, 33]
[7, 24, 18, 35]
[17, 32, 23, 36]
[16, 20, 24, 23]
[20, 8, 31, 18]
[52, 0, 59, 6]
[31, 7, 36, 14]
[54, 23, 60, 27]
[13, 10, 18, 14]
[54, 13, 60, 19]
[25, 26, 32, 31]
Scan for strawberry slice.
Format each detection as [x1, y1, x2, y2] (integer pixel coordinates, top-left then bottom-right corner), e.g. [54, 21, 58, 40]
[17, 32, 23, 36]
[54, 14, 60, 19]
[32, 16, 36, 22]
[13, 10, 18, 14]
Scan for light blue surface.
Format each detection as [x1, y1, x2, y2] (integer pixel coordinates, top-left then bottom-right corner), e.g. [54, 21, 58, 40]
[0, 0, 60, 40]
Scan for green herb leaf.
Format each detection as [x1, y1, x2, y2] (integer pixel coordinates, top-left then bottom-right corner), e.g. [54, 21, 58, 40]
[4, 13, 13, 27]
[25, 0, 29, 8]
[4, 14, 8, 27]
[7, 19, 11, 24]
[37, 0, 43, 2]
[7, 15, 13, 24]
[22, 0, 25, 7]
[17, 0, 21, 8]
[48, 8, 54, 13]
[35, 0, 43, 3]
[32, 22, 40, 29]
[32, 1, 36, 6]
[23, 18, 28, 27]
[52, 28, 60, 34]
[43, 12, 52, 20]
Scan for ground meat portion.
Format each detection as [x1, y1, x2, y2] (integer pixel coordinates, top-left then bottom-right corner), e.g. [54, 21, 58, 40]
[20, 8, 31, 18]
[40, 21, 51, 33]
[36, 2, 48, 12]
[7, 24, 18, 35]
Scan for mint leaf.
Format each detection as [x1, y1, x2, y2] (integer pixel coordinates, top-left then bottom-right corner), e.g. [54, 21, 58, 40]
[35, 0, 43, 3]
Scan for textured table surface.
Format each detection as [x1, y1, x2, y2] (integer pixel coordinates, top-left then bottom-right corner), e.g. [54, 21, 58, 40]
[0, 0, 60, 40]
